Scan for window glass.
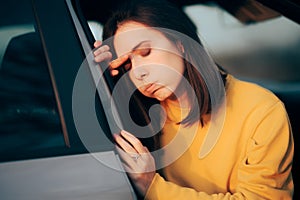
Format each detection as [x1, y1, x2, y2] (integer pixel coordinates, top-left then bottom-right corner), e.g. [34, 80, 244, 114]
[184, 4, 300, 83]
[88, 21, 103, 41]
[0, 3, 65, 162]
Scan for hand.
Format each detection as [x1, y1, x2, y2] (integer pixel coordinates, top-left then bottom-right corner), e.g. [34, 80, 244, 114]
[93, 40, 112, 63]
[93, 41, 129, 76]
[114, 130, 156, 196]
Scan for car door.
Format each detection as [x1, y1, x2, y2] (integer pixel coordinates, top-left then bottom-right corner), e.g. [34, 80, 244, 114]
[0, 0, 137, 199]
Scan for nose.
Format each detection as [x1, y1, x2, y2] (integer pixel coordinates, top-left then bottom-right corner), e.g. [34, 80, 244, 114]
[132, 66, 149, 80]
[130, 56, 149, 81]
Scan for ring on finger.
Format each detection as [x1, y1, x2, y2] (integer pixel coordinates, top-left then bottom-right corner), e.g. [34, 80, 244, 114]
[131, 153, 141, 162]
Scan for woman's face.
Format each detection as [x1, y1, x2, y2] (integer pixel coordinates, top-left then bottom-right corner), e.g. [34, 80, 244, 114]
[114, 21, 185, 102]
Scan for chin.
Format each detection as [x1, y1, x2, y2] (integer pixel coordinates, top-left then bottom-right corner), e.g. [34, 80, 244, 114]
[155, 97, 165, 102]
[140, 90, 170, 101]
[154, 93, 169, 102]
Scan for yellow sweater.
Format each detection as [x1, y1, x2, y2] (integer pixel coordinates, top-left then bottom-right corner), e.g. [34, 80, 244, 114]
[145, 75, 294, 199]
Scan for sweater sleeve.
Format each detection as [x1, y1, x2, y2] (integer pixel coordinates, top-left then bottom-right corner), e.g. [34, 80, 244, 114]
[145, 101, 294, 200]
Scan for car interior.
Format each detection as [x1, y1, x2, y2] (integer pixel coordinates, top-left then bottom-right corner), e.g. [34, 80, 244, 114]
[0, 0, 299, 199]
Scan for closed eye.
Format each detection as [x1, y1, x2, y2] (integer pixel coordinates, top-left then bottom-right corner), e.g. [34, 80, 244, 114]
[132, 42, 151, 58]
[138, 48, 151, 57]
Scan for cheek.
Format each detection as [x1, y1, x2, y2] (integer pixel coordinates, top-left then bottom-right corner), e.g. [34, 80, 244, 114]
[128, 70, 140, 87]
[155, 49, 184, 74]
[159, 56, 185, 86]
[169, 55, 185, 75]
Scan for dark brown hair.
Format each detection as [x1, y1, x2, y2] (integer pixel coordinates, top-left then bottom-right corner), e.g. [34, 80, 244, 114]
[102, 0, 227, 126]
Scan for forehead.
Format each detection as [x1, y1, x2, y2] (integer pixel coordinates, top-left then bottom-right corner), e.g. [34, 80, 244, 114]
[113, 21, 167, 56]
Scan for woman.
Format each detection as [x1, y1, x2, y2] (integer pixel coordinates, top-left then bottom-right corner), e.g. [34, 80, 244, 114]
[93, 0, 294, 199]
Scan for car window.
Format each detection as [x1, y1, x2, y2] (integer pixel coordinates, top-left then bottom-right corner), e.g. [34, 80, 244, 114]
[184, 4, 300, 84]
[0, 3, 66, 162]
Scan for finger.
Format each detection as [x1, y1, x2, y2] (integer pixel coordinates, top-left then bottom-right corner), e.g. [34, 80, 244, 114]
[94, 51, 112, 63]
[111, 69, 119, 76]
[94, 40, 102, 48]
[109, 54, 129, 69]
[120, 130, 146, 154]
[115, 145, 137, 171]
[93, 45, 110, 56]
[114, 134, 137, 154]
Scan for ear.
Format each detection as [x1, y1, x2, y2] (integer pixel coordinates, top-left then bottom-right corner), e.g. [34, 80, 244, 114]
[176, 41, 185, 54]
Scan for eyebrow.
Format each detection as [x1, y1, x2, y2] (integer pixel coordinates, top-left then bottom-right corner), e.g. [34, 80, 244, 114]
[131, 40, 151, 52]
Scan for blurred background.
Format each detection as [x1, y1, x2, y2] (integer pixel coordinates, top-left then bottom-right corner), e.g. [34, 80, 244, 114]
[186, 4, 300, 82]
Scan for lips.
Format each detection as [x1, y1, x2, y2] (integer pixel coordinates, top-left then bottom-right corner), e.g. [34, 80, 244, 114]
[144, 83, 158, 94]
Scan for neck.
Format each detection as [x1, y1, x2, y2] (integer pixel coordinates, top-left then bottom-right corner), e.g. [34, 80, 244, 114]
[164, 81, 190, 109]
